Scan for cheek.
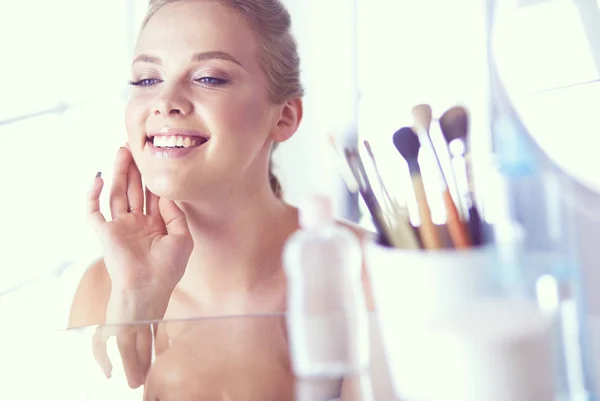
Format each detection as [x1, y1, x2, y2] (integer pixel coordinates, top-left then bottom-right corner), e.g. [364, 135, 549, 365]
[125, 95, 151, 137]
[125, 96, 152, 168]
[212, 94, 272, 141]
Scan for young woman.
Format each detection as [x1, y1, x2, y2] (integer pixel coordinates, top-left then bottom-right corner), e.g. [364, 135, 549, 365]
[70, 1, 375, 399]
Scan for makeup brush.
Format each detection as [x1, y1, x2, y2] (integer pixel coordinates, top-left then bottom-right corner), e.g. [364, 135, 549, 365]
[392, 127, 442, 250]
[439, 106, 484, 246]
[327, 134, 360, 194]
[438, 106, 471, 179]
[362, 140, 394, 208]
[363, 140, 420, 249]
[411, 104, 471, 249]
[438, 106, 471, 216]
[344, 147, 394, 247]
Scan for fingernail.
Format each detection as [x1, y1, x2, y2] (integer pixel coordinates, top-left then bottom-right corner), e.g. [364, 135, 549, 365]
[96, 171, 102, 179]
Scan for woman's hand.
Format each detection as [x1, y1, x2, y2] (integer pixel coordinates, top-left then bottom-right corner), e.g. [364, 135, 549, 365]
[88, 146, 193, 388]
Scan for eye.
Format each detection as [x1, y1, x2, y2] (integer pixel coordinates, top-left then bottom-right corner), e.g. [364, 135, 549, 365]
[195, 77, 229, 87]
[128, 78, 162, 87]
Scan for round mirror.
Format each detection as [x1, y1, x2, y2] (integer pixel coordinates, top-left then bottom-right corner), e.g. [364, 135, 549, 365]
[493, 0, 600, 192]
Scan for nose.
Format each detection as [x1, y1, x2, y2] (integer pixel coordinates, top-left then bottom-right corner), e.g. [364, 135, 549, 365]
[153, 84, 193, 116]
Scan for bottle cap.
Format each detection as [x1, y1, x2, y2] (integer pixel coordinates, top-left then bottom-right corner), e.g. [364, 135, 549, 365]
[299, 195, 333, 229]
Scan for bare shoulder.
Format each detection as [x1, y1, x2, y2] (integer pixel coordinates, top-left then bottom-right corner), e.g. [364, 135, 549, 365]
[68, 257, 111, 328]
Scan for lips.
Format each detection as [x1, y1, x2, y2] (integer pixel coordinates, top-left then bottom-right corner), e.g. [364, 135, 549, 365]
[150, 135, 207, 148]
[145, 127, 210, 158]
[146, 128, 210, 149]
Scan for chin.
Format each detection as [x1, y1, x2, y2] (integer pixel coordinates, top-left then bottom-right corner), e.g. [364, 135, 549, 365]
[144, 174, 195, 201]
[144, 172, 226, 203]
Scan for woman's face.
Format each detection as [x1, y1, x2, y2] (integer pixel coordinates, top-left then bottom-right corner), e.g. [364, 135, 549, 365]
[125, 1, 292, 201]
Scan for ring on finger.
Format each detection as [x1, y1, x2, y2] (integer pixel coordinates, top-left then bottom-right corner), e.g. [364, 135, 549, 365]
[128, 206, 143, 213]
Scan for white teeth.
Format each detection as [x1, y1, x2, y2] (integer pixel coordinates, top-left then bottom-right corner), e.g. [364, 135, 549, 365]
[152, 135, 204, 148]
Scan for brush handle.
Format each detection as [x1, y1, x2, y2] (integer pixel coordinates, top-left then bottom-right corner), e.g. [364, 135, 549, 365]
[358, 185, 392, 247]
[468, 204, 484, 246]
[443, 189, 472, 249]
[344, 149, 394, 247]
[465, 152, 475, 194]
[388, 206, 420, 250]
[390, 223, 420, 250]
[462, 151, 485, 245]
[411, 175, 442, 250]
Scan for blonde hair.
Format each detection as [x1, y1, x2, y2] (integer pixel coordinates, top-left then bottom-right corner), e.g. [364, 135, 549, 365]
[143, 0, 304, 198]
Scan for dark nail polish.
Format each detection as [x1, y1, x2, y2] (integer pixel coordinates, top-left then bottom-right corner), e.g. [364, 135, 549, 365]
[96, 171, 102, 178]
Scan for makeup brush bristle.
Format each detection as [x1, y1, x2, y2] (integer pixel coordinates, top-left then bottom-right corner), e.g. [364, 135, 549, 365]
[439, 106, 469, 143]
[393, 127, 421, 164]
[411, 104, 433, 132]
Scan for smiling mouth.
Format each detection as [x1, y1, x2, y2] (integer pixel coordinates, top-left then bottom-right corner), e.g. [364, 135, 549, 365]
[148, 135, 209, 149]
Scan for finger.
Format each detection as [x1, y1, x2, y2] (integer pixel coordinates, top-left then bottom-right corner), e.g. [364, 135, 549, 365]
[145, 187, 160, 217]
[127, 158, 144, 214]
[159, 198, 191, 237]
[136, 325, 153, 381]
[117, 329, 145, 389]
[87, 172, 107, 232]
[92, 326, 113, 379]
[109, 147, 133, 219]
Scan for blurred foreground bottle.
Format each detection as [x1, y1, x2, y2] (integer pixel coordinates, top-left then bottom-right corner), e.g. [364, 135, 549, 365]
[284, 195, 372, 401]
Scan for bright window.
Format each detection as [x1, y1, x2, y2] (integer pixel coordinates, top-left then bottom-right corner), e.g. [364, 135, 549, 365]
[0, 0, 139, 292]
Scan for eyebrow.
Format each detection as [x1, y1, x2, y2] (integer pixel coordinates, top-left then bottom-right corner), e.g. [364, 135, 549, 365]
[132, 51, 243, 67]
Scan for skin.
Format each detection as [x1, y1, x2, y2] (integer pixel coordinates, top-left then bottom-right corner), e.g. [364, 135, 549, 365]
[69, 1, 374, 400]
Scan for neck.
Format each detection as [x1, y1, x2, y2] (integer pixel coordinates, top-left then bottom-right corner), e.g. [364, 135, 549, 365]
[175, 180, 299, 301]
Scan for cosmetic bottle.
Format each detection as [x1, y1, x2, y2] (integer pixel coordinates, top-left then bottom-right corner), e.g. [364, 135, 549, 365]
[284, 195, 371, 401]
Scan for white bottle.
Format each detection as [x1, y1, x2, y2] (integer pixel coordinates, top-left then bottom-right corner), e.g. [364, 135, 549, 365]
[284, 195, 369, 380]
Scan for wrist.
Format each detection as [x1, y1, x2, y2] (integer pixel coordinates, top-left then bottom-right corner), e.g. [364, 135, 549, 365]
[107, 287, 172, 324]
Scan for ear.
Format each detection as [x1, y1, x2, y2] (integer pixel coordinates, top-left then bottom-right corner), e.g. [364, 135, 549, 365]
[270, 98, 303, 143]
